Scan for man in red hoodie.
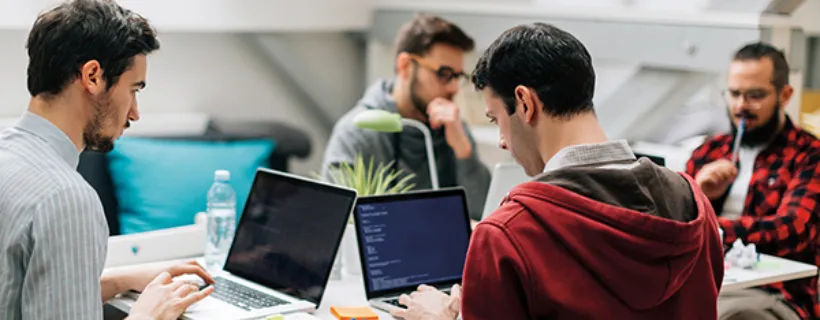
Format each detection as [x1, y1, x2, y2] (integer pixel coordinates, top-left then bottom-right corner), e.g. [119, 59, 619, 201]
[390, 23, 725, 320]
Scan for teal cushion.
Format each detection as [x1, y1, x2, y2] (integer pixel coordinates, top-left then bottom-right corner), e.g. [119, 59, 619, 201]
[107, 137, 276, 234]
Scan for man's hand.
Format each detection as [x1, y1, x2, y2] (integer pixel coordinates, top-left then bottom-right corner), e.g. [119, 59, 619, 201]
[389, 284, 461, 320]
[427, 98, 472, 159]
[126, 272, 214, 320]
[102, 259, 215, 301]
[125, 260, 214, 293]
[695, 159, 738, 200]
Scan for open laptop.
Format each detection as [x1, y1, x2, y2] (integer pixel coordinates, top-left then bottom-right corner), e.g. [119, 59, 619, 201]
[481, 153, 666, 220]
[128, 168, 357, 319]
[352, 187, 473, 312]
[481, 162, 529, 220]
[634, 152, 666, 166]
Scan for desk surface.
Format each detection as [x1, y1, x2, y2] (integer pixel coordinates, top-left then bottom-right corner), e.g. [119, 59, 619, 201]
[722, 253, 817, 292]
[109, 253, 817, 320]
[108, 273, 390, 320]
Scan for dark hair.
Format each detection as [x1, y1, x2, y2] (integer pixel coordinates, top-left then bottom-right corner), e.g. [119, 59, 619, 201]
[472, 23, 595, 117]
[26, 0, 160, 97]
[394, 13, 474, 57]
[733, 42, 790, 90]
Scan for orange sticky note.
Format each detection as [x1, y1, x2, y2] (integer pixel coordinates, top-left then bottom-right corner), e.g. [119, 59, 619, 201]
[330, 306, 379, 320]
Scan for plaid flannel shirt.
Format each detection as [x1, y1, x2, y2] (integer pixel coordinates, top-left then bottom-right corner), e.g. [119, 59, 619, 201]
[685, 116, 820, 319]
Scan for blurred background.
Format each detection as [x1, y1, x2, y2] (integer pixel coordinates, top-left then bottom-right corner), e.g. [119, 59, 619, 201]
[1, 0, 819, 173]
[1, 0, 819, 237]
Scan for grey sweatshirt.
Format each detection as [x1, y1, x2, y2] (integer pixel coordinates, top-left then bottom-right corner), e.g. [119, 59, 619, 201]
[321, 78, 491, 220]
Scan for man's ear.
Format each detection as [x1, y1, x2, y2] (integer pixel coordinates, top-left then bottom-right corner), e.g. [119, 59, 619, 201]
[395, 52, 413, 80]
[514, 85, 538, 124]
[80, 60, 105, 95]
[779, 84, 794, 109]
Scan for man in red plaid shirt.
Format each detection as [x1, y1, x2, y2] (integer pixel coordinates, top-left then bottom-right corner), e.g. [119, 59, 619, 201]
[686, 42, 820, 319]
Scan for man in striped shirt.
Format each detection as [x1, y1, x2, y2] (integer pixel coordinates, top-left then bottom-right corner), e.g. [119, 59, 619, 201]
[0, 1, 214, 319]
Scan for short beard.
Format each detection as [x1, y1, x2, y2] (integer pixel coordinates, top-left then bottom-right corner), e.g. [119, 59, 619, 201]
[83, 92, 116, 153]
[729, 101, 782, 147]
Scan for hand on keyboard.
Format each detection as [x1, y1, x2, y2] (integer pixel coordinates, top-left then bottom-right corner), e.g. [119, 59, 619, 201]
[385, 286, 453, 310]
[127, 271, 215, 320]
[384, 297, 405, 309]
[388, 284, 461, 320]
[117, 259, 215, 294]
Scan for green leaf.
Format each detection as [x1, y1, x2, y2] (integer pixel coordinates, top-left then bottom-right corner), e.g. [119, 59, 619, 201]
[318, 153, 416, 198]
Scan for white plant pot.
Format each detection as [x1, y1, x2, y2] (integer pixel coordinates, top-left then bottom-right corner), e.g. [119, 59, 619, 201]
[342, 223, 361, 276]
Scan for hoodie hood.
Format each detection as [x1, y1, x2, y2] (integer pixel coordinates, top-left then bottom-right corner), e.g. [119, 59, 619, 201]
[506, 158, 714, 310]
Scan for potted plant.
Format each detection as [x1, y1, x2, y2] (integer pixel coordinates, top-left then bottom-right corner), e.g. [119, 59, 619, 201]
[315, 154, 415, 276]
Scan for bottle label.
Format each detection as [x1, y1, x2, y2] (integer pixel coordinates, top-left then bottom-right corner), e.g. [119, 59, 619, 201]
[209, 208, 235, 216]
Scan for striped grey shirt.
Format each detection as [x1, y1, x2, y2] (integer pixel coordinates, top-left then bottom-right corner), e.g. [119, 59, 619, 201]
[0, 112, 108, 319]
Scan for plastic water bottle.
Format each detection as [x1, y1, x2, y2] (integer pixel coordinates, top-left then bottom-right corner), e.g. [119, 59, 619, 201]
[205, 169, 237, 271]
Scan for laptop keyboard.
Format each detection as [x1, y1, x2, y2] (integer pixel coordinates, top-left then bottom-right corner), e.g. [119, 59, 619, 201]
[384, 298, 404, 308]
[211, 277, 290, 311]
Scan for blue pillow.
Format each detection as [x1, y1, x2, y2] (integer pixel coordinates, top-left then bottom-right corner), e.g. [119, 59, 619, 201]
[107, 137, 276, 234]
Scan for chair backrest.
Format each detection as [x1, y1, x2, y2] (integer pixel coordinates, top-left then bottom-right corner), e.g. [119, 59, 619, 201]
[78, 133, 283, 235]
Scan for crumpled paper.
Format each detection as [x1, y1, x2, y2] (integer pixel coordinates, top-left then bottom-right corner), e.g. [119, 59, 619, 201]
[725, 239, 759, 269]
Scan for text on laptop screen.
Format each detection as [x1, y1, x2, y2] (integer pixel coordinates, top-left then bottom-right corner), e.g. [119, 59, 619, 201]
[356, 194, 470, 293]
[224, 171, 355, 304]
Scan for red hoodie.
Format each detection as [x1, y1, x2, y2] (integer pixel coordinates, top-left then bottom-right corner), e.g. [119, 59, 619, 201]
[461, 159, 725, 319]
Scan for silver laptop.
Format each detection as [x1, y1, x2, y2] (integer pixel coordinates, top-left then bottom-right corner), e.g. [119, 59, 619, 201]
[352, 188, 473, 312]
[129, 168, 357, 319]
[481, 162, 529, 220]
[480, 154, 664, 220]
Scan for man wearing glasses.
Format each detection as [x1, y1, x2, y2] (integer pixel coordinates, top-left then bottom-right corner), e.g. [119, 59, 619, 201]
[322, 14, 490, 220]
[686, 42, 820, 319]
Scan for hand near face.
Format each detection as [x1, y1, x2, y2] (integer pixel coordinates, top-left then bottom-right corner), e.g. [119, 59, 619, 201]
[389, 284, 462, 320]
[695, 159, 738, 200]
[427, 98, 461, 129]
[427, 98, 472, 159]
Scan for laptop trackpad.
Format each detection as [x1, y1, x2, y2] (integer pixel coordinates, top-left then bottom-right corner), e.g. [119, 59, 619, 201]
[183, 296, 249, 319]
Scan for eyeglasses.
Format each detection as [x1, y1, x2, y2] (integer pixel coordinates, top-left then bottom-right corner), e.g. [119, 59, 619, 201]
[722, 88, 774, 109]
[409, 54, 468, 85]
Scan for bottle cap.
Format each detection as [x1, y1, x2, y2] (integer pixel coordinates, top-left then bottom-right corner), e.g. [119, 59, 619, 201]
[214, 170, 230, 181]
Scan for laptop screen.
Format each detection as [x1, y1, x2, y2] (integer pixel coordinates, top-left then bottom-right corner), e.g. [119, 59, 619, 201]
[223, 169, 356, 305]
[634, 152, 666, 166]
[354, 188, 472, 297]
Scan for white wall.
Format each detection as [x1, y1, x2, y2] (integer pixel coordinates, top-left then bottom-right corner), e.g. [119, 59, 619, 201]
[0, 31, 29, 117]
[0, 31, 341, 174]
[253, 33, 367, 122]
[792, 0, 820, 35]
[0, 0, 374, 32]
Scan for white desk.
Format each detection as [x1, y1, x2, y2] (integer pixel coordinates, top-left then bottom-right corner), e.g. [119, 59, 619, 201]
[722, 254, 818, 292]
[107, 272, 394, 320]
[109, 253, 816, 320]
[313, 275, 392, 319]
